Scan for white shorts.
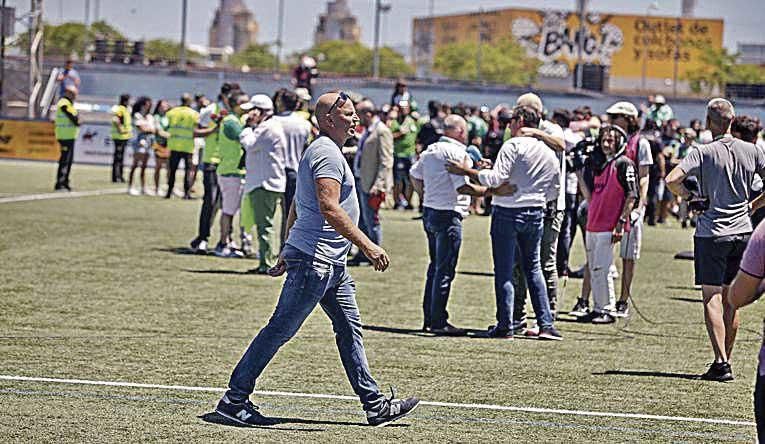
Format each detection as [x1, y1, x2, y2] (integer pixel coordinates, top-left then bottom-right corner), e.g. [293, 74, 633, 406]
[218, 174, 244, 216]
[620, 208, 643, 260]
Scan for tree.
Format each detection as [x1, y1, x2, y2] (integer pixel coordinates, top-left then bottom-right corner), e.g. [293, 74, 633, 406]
[310, 40, 413, 77]
[144, 39, 201, 62]
[683, 47, 765, 94]
[230, 44, 278, 69]
[433, 38, 539, 85]
[13, 20, 125, 58]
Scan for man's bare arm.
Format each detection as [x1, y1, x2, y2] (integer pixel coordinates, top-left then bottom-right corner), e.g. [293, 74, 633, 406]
[411, 177, 424, 196]
[316, 177, 389, 271]
[665, 166, 691, 199]
[456, 183, 488, 197]
[729, 271, 764, 309]
[520, 127, 564, 152]
[637, 165, 650, 210]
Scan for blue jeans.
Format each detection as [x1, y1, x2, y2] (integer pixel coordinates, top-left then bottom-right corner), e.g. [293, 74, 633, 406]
[491, 206, 553, 330]
[226, 245, 385, 411]
[422, 208, 463, 329]
[355, 179, 382, 246]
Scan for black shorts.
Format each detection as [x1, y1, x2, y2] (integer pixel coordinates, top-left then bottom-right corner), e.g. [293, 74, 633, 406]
[394, 156, 414, 182]
[693, 234, 750, 286]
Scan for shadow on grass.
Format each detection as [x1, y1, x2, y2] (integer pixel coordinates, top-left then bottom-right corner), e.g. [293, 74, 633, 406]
[593, 370, 699, 380]
[199, 411, 407, 430]
[154, 246, 207, 256]
[666, 285, 700, 291]
[457, 270, 494, 277]
[668, 296, 702, 303]
[362, 324, 487, 337]
[184, 269, 259, 276]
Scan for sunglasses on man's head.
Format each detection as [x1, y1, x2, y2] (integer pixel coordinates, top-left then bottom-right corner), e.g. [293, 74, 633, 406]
[327, 91, 350, 115]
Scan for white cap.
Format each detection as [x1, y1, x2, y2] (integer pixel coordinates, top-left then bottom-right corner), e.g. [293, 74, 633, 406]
[294, 88, 311, 102]
[606, 101, 638, 117]
[241, 94, 273, 111]
[654, 94, 666, 105]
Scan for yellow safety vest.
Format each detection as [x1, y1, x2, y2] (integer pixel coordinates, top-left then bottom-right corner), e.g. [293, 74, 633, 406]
[54, 97, 79, 140]
[202, 102, 221, 164]
[166, 106, 199, 153]
[110, 104, 133, 141]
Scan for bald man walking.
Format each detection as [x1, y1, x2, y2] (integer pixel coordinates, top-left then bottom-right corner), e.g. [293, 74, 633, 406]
[216, 92, 419, 427]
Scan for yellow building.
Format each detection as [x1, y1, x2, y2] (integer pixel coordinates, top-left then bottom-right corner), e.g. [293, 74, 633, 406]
[412, 7, 723, 93]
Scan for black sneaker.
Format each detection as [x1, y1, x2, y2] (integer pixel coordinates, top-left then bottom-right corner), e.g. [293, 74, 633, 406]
[614, 301, 630, 318]
[366, 388, 420, 427]
[485, 325, 513, 339]
[538, 326, 563, 341]
[700, 362, 734, 382]
[591, 312, 616, 324]
[569, 298, 590, 317]
[215, 395, 277, 426]
[430, 323, 468, 336]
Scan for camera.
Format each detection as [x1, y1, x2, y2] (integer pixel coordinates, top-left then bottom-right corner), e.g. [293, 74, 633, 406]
[687, 196, 710, 212]
[568, 137, 597, 172]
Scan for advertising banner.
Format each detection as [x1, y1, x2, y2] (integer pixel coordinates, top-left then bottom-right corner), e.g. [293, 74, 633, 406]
[0, 118, 59, 161]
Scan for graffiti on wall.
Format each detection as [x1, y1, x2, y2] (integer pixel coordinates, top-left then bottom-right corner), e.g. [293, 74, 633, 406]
[512, 11, 624, 77]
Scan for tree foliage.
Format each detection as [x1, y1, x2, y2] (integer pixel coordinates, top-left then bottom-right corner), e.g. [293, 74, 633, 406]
[13, 20, 125, 58]
[144, 39, 201, 62]
[310, 40, 413, 77]
[433, 38, 540, 85]
[684, 47, 765, 94]
[230, 44, 278, 69]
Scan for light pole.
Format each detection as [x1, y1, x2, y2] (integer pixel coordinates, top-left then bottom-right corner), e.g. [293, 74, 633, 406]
[0, 0, 6, 115]
[372, 1, 391, 79]
[641, 1, 659, 92]
[179, 0, 187, 69]
[275, 0, 284, 71]
[575, 0, 588, 90]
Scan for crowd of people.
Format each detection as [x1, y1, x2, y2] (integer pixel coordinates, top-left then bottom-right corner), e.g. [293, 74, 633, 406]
[52, 81, 765, 430]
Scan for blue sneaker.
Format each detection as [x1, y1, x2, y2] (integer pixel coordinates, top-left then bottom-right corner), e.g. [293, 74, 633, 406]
[215, 395, 277, 426]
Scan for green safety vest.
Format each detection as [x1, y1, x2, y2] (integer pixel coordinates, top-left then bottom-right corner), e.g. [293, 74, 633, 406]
[202, 102, 221, 165]
[54, 97, 79, 140]
[166, 106, 198, 153]
[216, 114, 245, 176]
[110, 104, 133, 141]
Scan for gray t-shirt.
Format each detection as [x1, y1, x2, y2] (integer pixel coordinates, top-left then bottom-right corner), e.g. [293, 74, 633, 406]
[679, 135, 765, 237]
[286, 136, 359, 265]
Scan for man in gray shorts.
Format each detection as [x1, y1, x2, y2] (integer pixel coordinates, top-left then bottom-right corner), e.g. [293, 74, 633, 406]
[667, 98, 765, 381]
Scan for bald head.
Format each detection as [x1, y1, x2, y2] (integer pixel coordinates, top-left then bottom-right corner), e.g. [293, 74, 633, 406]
[706, 98, 735, 136]
[315, 92, 342, 128]
[315, 92, 358, 145]
[63, 85, 78, 99]
[443, 114, 468, 144]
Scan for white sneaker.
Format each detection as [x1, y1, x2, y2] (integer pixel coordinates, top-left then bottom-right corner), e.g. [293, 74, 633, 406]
[608, 264, 619, 279]
[128, 187, 141, 196]
[143, 187, 155, 196]
[215, 244, 244, 258]
[173, 188, 184, 198]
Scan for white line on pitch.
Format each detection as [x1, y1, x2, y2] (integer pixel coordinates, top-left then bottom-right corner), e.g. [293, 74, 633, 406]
[0, 375, 754, 427]
[0, 188, 125, 204]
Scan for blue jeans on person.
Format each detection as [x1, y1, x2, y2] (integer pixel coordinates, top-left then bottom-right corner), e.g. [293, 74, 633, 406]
[491, 206, 553, 330]
[355, 178, 382, 246]
[422, 207, 463, 329]
[226, 244, 385, 412]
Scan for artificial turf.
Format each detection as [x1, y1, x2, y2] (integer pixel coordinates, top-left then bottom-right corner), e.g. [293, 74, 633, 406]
[0, 160, 761, 442]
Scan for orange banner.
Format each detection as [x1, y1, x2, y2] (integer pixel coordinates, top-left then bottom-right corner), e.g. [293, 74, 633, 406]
[0, 119, 59, 161]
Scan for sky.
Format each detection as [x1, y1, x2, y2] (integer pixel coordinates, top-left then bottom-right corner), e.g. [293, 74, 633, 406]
[4, 0, 764, 54]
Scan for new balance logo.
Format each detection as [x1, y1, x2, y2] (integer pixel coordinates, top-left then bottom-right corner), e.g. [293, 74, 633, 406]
[236, 410, 252, 421]
[389, 403, 401, 416]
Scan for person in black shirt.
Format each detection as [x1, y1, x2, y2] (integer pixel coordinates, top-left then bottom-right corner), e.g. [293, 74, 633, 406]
[416, 100, 444, 150]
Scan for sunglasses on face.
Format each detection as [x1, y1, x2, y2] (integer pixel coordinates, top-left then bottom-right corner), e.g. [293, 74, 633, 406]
[327, 91, 350, 116]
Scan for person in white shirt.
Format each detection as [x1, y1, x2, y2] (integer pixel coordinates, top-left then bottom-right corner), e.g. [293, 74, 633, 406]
[510, 93, 566, 330]
[272, 89, 313, 245]
[239, 95, 288, 274]
[410, 115, 487, 336]
[447, 105, 562, 341]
